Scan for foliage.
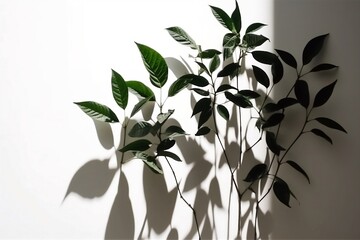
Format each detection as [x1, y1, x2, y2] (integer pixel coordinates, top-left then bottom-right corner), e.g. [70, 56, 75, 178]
[74, 1, 346, 239]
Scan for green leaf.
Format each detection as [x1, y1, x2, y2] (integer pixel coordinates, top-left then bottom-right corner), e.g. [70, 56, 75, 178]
[135, 152, 163, 174]
[264, 102, 280, 112]
[165, 125, 188, 138]
[231, 0, 241, 33]
[315, 117, 347, 133]
[136, 42, 168, 88]
[245, 23, 266, 34]
[210, 5, 234, 32]
[311, 128, 333, 144]
[190, 88, 209, 96]
[216, 84, 236, 93]
[198, 108, 212, 128]
[302, 33, 329, 65]
[271, 57, 283, 84]
[168, 75, 192, 97]
[209, 54, 221, 73]
[130, 97, 151, 117]
[126, 81, 155, 101]
[195, 126, 211, 136]
[157, 139, 175, 152]
[217, 63, 240, 78]
[262, 113, 284, 129]
[217, 104, 230, 121]
[266, 131, 285, 155]
[111, 69, 128, 110]
[238, 90, 260, 99]
[196, 61, 211, 76]
[275, 49, 297, 69]
[252, 65, 270, 88]
[157, 151, 182, 162]
[294, 80, 309, 108]
[244, 164, 267, 182]
[192, 98, 211, 117]
[225, 91, 253, 108]
[197, 49, 221, 59]
[74, 101, 119, 123]
[151, 110, 175, 135]
[286, 160, 310, 184]
[310, 63, 338, 72]
[190, 75, 209, 87]
[119, 139, 152, 152]
[273, 178, 292, 208]
[128, 121, 152, 137]
[222, 34, 237, 60]
[252, 51, 277, 65]
[166, 26, 197, 50]
[277, 98, 298, 109]
[313, 80, 337, 108]
[242, 34, 269, 49]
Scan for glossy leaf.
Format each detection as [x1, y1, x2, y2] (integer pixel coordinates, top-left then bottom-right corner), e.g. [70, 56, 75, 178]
[275, 49, 297, 69]
[165, 125, 188, 138]
[218, 63, 240, 78]
[313, 80, 337, 108]
[225, 91, 253, 108]
[195, 126, 211, 136]
[315, 117, 347, 133]
[216, 84, 236, 93]
[244, 164, 267, 182]
[136, 42, 168, 88]
[302, 33, 329, 65]
[168, 75, 192, 97]
[190, 74, 209, 87]
[252, 65, 270, 88]
[111, 69, 128, 109]
[197, 49, 221, 59]
[262, 113, 284, 129]
[231, 0, 241, 33]
[192, 98, 211, 117]
[126, 81, 155, 101]
[238, 90, 260, 99]
[198, 108, 212, 128]
[190, 88, 209, 96]
[128, 121, 152, 137]
[130, 97, 151, 117]
[273, 178, 292, 208]
[223, 33, 238, 60]
[210, 5, 234, 32]
[166, 26, 197, 49]
[252, 51, 277, 65]
[136, 152, 163, 174]
[196, 61, 210, 76]
[151, 110, 174, 135]
[266, 131, 285, 155]
[271, 57, 284, 84]
[311, 128, 333, 144]
[210, 54, 221, 73]
[157, 151, 182, 162]
[286, 160, 310, 184]
[74, 101, 119, 123]
[243, 34, 269, 48]
[310, 63, 338, 72]
[119, 139, 152, 152]
[217, 104, 230, 121]
[157, 139, 175, 152]
[245, 23, 266, 34]
[294, 80, 309, 108]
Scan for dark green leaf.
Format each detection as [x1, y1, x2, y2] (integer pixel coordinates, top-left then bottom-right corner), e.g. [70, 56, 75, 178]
[198, 108, 212, 128]
[238, 90, 260, 99]
[231, 0, 241, 33]
[273, 178, 292, 208]
[119, 139, 152, 152]
[197, 49, 221, 59]
[262, 113, 284, 129]
[315, 117, 347, 133]
[196, 61, 210, 76]
[222, 33, 237, 60]
[130, 97, 151, 117]
[190, 75, 209, 87]
[135, 152, 163, 174]
[313, 80, 337, 108]
[111, 69, 128, 109]
[168, 75, 192, 97]
[294, 80, 309, 108]
[210, 54, 221, 73]
[151, 110, 175, 135]
[190, 88, 209, 96]
[225, 91, 253, 108]
[157, 139, 175, 152]
[252, 65, 270, 88]
[252, 51, 277, 65]
[310, 63, 338, 72]
[128, 121, 152, 137]
[217, 104, 230, 121]
[302, 34, 329, 65]
[271, 57, 283, 84]
[157, 151, 182, 162]
[192, 97, 211, 117]
[126, 81, 155, 101]
[210, 5, 234, 32]
[218, 63, 240, 78]
[275, 49, 297, 69]
[244, 164, 267, 182]
[242, 34, 269, 48]
[165, 125, 188, 138]
[166, 26, 197, 50]
[277, 98, 298, 109]
[195, 126, 211, 136]
[264, 102, 280, 112]
[216, 84, 237, 93]
[311, 128, 333, 144]
[136, 42, 168, 88]
[245, 23, 266, 34]
[266, 131, 285, 155]
[74, 101, 119, 123]
[286, 160, 310, 184]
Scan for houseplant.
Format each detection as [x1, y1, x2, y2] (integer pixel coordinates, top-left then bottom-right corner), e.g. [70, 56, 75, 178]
[72, 0, 346, 239]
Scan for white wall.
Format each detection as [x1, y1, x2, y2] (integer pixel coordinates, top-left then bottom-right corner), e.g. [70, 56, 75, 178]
[0, 0, 359, 239]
